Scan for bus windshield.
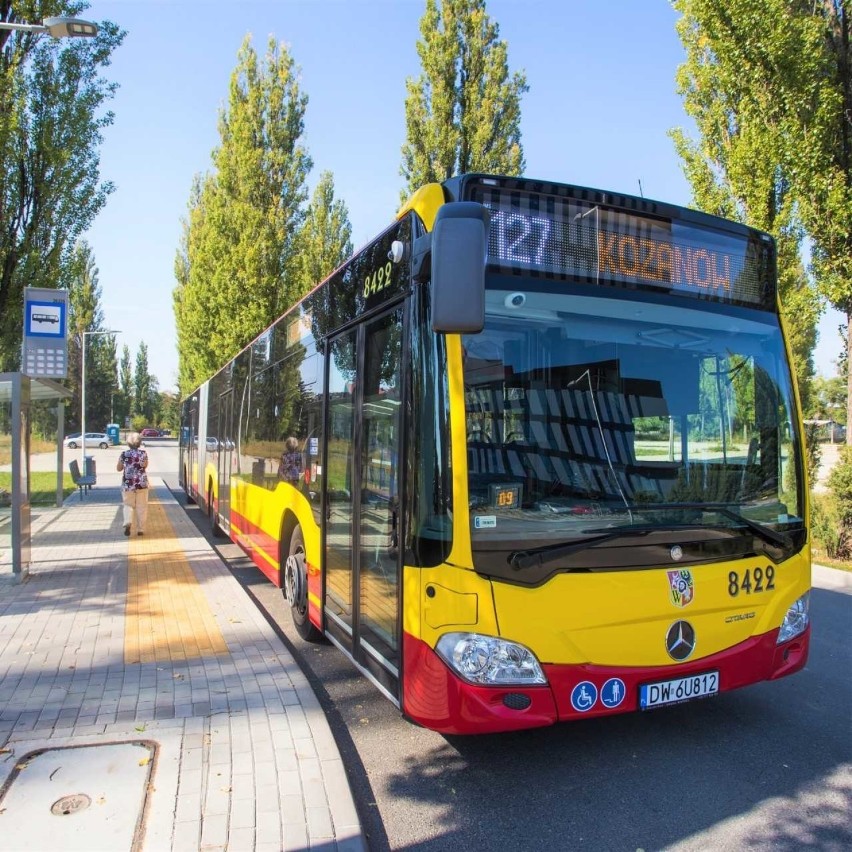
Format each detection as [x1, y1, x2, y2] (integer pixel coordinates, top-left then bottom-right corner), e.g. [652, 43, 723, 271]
[463, 284, 804, 579]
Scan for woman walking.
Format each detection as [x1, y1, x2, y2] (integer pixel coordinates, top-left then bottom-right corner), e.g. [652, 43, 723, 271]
[117, 432, 149, 536]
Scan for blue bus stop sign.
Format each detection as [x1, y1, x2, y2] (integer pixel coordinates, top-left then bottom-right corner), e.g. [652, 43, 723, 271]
[22, 287, 69, 379]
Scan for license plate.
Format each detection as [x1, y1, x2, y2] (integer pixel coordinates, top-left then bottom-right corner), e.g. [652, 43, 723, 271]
[640, 670, 719, 709]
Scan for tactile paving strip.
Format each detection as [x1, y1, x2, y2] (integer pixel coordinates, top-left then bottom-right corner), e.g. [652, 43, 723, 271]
[124, 495, 229, 664]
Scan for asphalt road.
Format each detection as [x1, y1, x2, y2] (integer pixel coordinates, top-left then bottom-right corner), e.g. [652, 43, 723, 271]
[193, 538, 852, 852]
[38, 442, 852, 850]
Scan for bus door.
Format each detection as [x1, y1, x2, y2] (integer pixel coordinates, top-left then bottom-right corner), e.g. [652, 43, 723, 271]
[181, 394, 199, 499]
[324, 306, 404, 700]
[216, 388, 234, 532]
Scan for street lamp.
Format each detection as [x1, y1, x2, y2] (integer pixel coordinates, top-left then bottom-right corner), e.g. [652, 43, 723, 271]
[81, 330, 119, 474]
[0, 16, 98, 38]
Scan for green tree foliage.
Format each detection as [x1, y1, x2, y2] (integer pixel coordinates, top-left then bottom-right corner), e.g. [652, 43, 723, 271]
[113, 343, 132, 426]
[104, 340, 161, 428]
[401, 0, 527, 197]
[817, 445, 852, 557]
[670, 0, 826, 413]
[0, 1, 124, 370]
[65, 241, 117, 432]
[133, 341, 155, 423]
[174, 35, 312, 394]
[293, 171, 353, 296]
[808, 373, 847, 421]
[158, 391, 180, 433]
[671, 0, 850, 433]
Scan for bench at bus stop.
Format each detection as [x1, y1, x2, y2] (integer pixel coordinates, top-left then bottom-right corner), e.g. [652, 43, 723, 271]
[68, 458, 97, 498]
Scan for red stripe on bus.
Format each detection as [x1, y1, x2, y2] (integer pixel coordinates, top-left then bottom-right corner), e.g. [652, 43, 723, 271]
[229, 508, 281, 585]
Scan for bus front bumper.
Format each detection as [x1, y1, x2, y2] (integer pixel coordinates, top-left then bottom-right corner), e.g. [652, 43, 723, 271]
[402, 628, 809, 735]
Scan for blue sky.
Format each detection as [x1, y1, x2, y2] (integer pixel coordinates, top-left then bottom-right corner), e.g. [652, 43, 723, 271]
[84, 0, 844, 393]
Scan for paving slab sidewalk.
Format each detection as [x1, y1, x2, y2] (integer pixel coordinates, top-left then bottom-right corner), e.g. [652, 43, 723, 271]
[0, 478, 365, 852]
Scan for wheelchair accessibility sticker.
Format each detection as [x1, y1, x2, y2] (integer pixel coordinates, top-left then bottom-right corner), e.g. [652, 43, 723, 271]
[570, 681, 598, 712]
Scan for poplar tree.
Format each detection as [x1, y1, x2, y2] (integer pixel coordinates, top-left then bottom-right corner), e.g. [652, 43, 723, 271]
[115, 344, 132, 426]
[174, 35, 312, 393]
[400, 0, 527, 198]
[0, 1, 124, 370]
[133, 342, 153, 423]
[66, 241, 117, 432]
[671, 0, 850, 432]
[293, 171, 353, 296]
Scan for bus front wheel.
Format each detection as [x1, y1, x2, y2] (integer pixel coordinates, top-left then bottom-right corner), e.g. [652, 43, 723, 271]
[284, 525, 321, 642]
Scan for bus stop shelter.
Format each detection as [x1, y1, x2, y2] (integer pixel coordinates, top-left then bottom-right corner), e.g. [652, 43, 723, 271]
[1, 372, 71, 583]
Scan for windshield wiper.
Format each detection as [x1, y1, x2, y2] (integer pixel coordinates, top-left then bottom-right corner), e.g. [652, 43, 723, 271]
[508, 503, 793, 572]
[509, 527, 656, 571]
[624, 502, 793, 551]
[694, 503, 792, 550]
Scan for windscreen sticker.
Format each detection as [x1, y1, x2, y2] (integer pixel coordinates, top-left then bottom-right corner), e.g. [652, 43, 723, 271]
[668, 569, 694, 608]
[473, 516, 497, 529]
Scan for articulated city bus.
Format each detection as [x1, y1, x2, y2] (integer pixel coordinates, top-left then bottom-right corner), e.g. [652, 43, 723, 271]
[180, 174, 810, 734]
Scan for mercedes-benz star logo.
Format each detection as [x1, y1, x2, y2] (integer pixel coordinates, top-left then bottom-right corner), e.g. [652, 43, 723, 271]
[665, 620, 696, 661]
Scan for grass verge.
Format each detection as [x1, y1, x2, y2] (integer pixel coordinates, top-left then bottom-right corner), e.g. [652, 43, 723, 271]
[0, 471, 75, 505]
[0, 435, 57, 467]
[810, 547, 852, 572]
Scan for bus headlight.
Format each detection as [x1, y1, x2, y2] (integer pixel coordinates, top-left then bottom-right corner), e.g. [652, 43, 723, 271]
[777, 592, 810, 644]
[436, 632, 547, 685]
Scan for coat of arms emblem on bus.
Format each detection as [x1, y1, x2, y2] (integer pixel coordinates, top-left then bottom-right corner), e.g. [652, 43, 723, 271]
[667, 570, 694, 608]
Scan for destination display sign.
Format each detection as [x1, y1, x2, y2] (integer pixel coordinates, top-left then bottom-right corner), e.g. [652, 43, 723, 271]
[466, 179, 775, 309]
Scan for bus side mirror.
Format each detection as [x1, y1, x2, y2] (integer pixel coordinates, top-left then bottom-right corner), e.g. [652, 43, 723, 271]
[431, 202, 489, 334]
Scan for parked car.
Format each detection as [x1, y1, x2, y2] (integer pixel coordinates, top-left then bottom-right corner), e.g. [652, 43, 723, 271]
[64, 432, 109, 449]
[204, 436, 235, 451]
[140, 428, 161, 438]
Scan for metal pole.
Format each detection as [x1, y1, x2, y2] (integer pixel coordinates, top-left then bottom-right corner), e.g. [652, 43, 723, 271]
[80, 330, 120, 474]
[81, 332, 86, 474]
[0, 21, 48, 33]
[56, 402, 65, 507]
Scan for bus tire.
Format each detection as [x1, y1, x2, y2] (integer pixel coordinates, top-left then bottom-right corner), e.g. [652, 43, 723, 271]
[284, 525, 321, 641]
[183, 468, 195, 504]
[208, 487, 224, 538]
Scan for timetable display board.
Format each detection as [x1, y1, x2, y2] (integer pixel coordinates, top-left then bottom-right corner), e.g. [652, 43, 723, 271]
[463, 176, 776, 310]
[22, 287, 69, 378]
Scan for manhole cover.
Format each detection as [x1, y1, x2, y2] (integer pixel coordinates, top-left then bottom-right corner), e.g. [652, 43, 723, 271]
[0, 741, 155, 851]
[51, 793, 92, 815]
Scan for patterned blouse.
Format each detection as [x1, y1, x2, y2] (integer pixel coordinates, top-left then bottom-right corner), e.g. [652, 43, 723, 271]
[278, 451, 302, 483]
[119, 448, 149, 492]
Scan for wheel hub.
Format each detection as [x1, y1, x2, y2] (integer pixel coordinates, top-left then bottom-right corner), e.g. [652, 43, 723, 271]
[284, 552, 305, 608]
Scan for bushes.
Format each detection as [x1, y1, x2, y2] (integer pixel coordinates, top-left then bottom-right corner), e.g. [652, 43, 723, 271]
[827, 445, 852, 517]
[804, 423, 822, 488]
[812, 446, 852, 560]
[811, 493, 851, 560]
